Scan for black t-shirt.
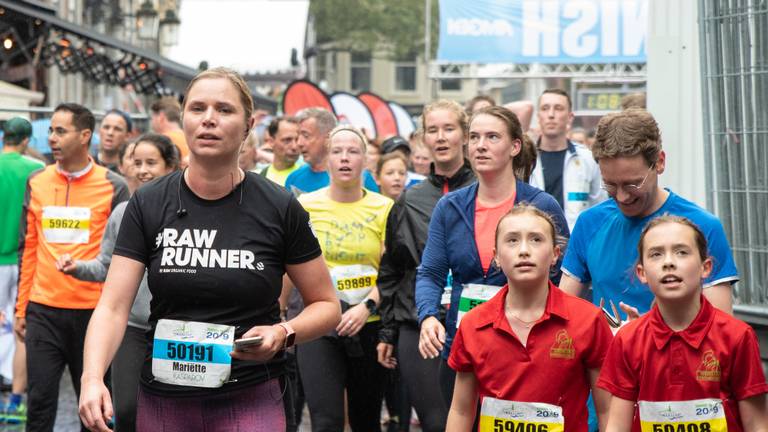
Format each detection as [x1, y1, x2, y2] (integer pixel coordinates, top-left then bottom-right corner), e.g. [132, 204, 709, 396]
[539, 149, 567, 209]
[114, 170, 321, 396]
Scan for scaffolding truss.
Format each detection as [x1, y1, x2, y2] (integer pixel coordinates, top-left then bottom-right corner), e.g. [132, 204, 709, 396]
[428, 62, 647, 80]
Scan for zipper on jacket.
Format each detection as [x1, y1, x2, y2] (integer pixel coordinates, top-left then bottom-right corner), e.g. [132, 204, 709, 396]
[65, 178, 71, 206]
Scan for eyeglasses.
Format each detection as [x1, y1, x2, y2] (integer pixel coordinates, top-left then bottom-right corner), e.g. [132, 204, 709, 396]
[601, 165, 655, 195]
[48, 127, 77, 137]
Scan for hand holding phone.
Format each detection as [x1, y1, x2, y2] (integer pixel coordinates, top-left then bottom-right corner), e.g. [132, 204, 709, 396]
[599, 298, 622, 328]
[601, 307, 622, 328]
[233, 336, 263, 351]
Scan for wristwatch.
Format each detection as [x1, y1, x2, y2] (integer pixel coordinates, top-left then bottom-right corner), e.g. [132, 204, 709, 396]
[364, 298, 377, 314]
[277, 322, 296, 349]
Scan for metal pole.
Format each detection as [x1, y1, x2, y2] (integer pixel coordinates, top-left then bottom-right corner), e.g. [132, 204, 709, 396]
[424, 0, 433, 100]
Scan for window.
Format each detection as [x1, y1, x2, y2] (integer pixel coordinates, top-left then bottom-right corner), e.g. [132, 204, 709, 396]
[439, 65, 461, 91]
[394, 52, 418, 92]
[395, 63, 417, 92]
[314, 53, 327, 83]
[701, 1, 768, 309]
[350, 51, 371, 92]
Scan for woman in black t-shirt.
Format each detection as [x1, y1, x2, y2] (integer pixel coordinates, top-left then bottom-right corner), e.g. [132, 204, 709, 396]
[79, 68, 341, 431]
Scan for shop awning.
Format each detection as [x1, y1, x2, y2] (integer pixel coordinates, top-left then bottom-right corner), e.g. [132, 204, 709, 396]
[0, 0, 276, 110]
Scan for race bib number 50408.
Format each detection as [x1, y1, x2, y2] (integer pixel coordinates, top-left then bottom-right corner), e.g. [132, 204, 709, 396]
[639, 399, 726, 432]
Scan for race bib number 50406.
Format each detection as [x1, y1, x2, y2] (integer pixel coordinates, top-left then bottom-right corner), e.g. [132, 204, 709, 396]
[479, 397, 564, 432]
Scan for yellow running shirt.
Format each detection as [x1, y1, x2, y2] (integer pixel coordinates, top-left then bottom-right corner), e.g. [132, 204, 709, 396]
[298, 188, 393, 305]
[264, 162, 303, 187]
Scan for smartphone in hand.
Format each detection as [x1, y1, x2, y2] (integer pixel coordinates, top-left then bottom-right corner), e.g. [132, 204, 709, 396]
[233, 336, 264, 351]
[601, 308, 622, 328]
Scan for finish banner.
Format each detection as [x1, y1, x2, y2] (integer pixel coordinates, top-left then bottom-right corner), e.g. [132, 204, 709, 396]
[437, 0, 648, 64]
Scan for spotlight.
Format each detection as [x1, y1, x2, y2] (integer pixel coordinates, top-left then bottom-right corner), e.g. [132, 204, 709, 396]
[3, 37, 12, 50]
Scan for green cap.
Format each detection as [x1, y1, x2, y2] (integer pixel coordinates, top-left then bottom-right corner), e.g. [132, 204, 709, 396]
[3, 117, 33, 142]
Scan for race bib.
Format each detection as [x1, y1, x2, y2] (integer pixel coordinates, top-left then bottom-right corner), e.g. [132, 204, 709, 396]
[441, 270, 453, 308]
[42, 206, 90, 244]
[457, 283, 503, 328]
[479, 397, 564, 432]
[639, 399, 727, 432]
[152, 319, 234, 388]
[330, 264, 377, 306]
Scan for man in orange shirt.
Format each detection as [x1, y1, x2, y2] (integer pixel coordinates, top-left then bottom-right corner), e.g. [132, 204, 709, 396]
[14, 103, 129, 431]
[151, 97, 189, 166]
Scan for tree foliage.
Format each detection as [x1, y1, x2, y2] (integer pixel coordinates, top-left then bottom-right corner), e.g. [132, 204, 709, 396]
[309, 0, 439, 60]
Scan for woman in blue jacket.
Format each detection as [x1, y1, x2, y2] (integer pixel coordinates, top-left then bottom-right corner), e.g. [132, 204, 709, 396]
[415, 105, 569, 405]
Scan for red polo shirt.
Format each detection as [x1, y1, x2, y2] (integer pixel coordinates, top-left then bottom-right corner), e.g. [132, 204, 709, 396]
[597, 296, 768, 432]
[449, 282, 613, 431]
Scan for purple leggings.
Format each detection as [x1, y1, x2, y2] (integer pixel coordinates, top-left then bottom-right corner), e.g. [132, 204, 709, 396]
[136, 378, 286, 431]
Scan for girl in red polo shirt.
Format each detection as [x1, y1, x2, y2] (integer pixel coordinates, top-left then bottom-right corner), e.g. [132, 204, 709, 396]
[599, 216, 768, 431]
[447, 205, 613, 431]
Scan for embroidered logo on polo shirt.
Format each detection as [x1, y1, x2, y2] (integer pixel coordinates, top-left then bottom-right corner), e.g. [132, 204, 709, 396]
[549, 329, 575, 359]
[696, 350, 721, 382]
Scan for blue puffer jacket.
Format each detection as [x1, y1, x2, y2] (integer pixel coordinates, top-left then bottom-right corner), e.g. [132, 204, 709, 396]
[415, 180, 569, 359]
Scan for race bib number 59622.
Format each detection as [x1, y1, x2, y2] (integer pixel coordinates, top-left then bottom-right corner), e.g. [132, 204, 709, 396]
[42, 206, 90, 244]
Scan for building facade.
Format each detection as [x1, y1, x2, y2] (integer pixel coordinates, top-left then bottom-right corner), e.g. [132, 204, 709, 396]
[308, 48, 480, 114]
[648, 0, 768, 362]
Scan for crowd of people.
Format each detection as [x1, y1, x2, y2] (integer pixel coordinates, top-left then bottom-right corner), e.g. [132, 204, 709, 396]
[0, 66, 766, 432]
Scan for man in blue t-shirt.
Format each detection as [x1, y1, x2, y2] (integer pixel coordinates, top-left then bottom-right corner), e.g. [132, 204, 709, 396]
[285, 107, 378, 195]
[559, 109, 738, 318]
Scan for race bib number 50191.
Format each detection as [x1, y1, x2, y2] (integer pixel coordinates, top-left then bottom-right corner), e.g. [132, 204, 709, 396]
[152, 319, 234, 388]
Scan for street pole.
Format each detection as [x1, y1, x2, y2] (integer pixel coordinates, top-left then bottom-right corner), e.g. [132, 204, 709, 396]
[425, 0, 434, 100]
